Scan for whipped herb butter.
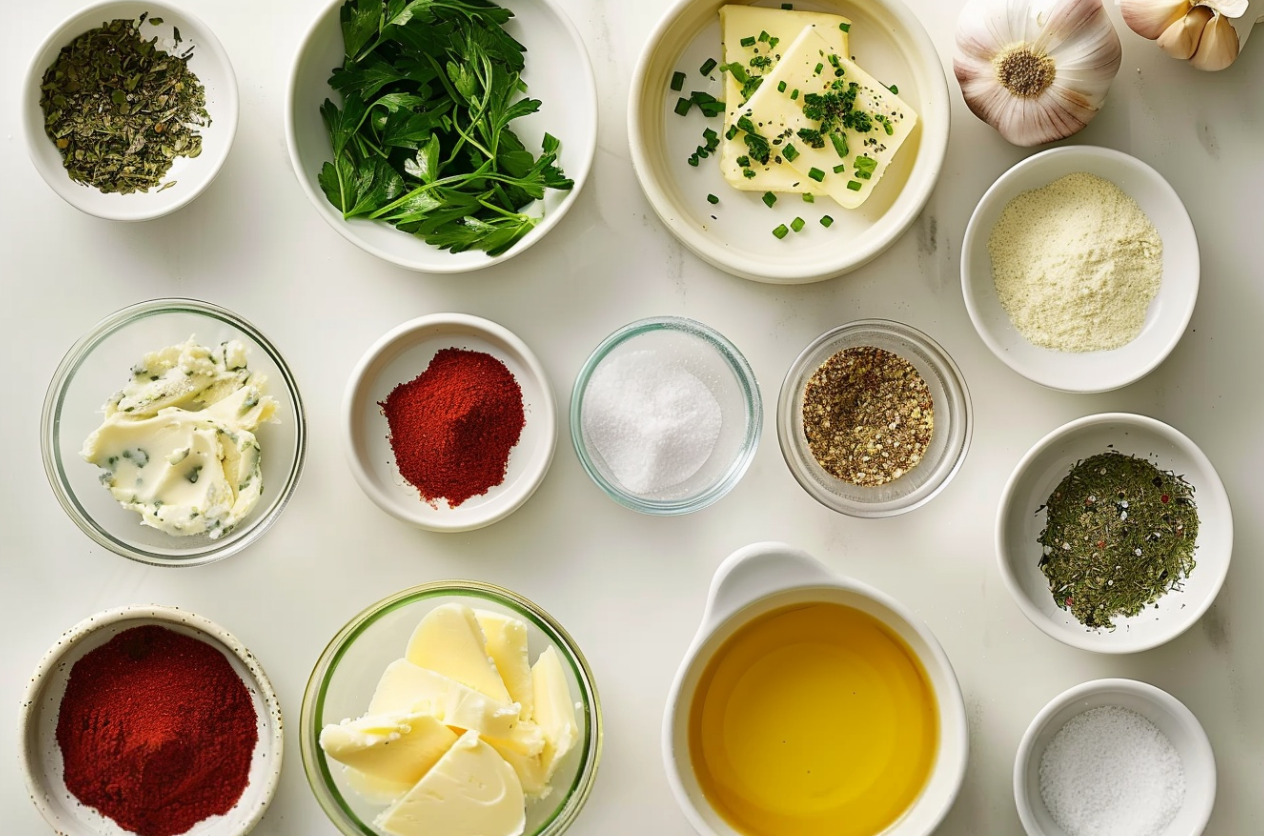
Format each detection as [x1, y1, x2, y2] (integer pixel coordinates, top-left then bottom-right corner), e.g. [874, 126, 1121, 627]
[81, 338, 277, 538]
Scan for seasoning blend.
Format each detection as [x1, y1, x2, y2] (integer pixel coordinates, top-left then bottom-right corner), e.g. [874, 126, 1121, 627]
[56, 625, 258, 836]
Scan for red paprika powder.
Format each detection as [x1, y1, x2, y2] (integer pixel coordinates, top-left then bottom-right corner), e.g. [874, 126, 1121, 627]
[379, 347, 525, 508]
[56, 625, 259, 836]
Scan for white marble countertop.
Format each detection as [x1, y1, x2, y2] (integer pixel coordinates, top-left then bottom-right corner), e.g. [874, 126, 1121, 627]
[2, 0, 1262, 833]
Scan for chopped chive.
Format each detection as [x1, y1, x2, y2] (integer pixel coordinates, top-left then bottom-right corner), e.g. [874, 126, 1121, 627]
[847, 179, 863, 191]
[783, 143, 799, 162]
[769, 36, 780, 49]
[727, 63, 749, 84]
[781, 2, 793, 8]
[762, 191, 777, 208]
[725, 124, 738, 140]
[740, 36, 756, 47]
[758, 30, 770, 42]
[808, 167, 825, 182]
[814, 63, 824, 74]
[687, 155, 699, 166]
[772, 224, 789, 239]
[736, 155, 750, 167]
[671, 71, 686, 91]
[883, 120, 895, 136]
[829, 132, 849, 158]
[833, 163, 847, 173]
[839, 22, 851, 32]
[888, 83, 899, 94]
[791, 216, 806, 232]
[777, 80, 787, 93]
[695, 145, 709, 159]
[707, 194, 719, 205]
[855, 156, 877, 172]
[802, 193, 815, 203]
[703, 128, 720, 149]
[790, 88, 799, 100]
[674, 98, 691, 116]
[742, 169, 757, 179]
[700, 58, 718, 76]
[821, 215, 834, 227]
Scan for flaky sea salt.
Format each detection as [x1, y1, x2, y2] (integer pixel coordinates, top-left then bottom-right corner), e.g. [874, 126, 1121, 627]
[582, 350, 722, 495]
[1039, 705, 1185, 836]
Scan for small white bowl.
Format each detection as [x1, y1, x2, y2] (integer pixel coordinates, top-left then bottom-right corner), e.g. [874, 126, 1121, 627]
[23, 0, 239, 221]
[343, 313, 557, 531]
[1014, 678, 1216, 836]
[285, 0, 597, 273]
[664, 543, 968, 836]
[997, 413, 1232, 654]
[19, 605, 284, 836]
[628, 0, 950, 284]
[961, 146, 1198, 393]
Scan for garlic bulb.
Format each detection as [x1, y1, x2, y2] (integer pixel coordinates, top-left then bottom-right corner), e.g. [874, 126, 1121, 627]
[954, 0, 1123, 147]
[1121, 0, 1251, 71]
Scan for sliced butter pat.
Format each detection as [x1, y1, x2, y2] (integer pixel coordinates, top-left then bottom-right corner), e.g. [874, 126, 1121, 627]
[475, 610, 534, 721]
[719, 5, 850, 192]
[531, 647, 579, 780]
[375, 730, 526, 836]
[345, 768, 415, 806]
[320, 712, 458, 789]
[486, 740, 551, 800]
[405, 603, 513, 704]
[370, 659, 522, 741]
[742, 25, 918, 209]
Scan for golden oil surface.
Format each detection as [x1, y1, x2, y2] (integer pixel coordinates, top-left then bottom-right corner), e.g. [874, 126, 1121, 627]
[689, 602, 938, 836]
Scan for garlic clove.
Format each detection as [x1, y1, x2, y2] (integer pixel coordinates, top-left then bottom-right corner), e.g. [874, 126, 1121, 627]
[1158, 5, 1214, 57]
[1121, 0, 1192, 40]
[1189, 11, 1241, 69]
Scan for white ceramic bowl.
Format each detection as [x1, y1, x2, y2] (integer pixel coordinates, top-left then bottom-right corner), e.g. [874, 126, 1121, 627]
[997, 413, 1232, 654]
[1014, 678, 1216, 836]
[343, 313, 557, 531]
[23, 0, 238, 221]
[961, 146, 1199, 393]
[19, 605, 284, 836]
[285, 0, 597, 273]
[629, 0, 950, 284]
[664, 543, 968, 836]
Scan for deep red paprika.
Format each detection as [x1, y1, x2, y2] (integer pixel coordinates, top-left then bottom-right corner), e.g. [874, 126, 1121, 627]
[56, 625, 259, 836]
[379, 347, 525, 507]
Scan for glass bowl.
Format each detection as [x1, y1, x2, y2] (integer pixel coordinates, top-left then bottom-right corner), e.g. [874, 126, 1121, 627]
[777, 319, 971, 518]
[41, 298, 307, 567]
[301, 582, 602, 836]
[570, 317, 761, 515]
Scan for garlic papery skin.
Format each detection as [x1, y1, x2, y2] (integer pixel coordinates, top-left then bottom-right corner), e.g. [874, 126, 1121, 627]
[954, 0, 1123, 147]
[1190, 10, 1242, 68]
[1121, 0, 1191, 39]
[1158, 5, 1214, 57]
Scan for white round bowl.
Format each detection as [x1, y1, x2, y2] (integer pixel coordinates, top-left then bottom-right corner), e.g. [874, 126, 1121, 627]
[343, 313, 557, 531]
[19, 605, 284, 836]
[285, 0, 597, 273]
[997, 413, 1232, 654]
[23, 0, 239, 221]
[961, 146, 1198, 393]
[1014, 678, 1215, 836]
[664, 543, 968, 836]
[628, 0, 950, 284]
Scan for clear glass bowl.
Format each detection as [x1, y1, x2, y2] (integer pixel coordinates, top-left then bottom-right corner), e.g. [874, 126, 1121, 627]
[777, 319, 972, 518]
[570, 317, 762, 515]
[41, 298, 307, 567]
[301, 582, 602, 836]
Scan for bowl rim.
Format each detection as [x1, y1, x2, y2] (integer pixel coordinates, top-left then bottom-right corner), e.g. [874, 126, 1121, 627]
[960, 145, 1200, 394]
[22, 0, 240, 222]
[569, 315, 762, 515]
[776, 318, 973, 518]
[1012, 677, 1217, 836]
[40, 297, 308, 567]
[299, 580, 604, 836]
[341, 312, 558, 531]
[19, 604, 285, 836]
[995, 411, 1233, 654]
[626, 0, 952, 284]
[283, 0, 598, 273]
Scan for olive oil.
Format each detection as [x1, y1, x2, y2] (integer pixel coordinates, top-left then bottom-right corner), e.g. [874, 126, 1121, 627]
[688, 603, 937, 836]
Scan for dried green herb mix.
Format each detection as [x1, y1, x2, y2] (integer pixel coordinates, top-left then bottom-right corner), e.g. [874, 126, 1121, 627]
[1039, 451, 1199, 629]
[40, 14, 209, 194]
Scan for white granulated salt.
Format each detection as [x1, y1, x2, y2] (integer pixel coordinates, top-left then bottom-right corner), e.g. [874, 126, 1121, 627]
[1039, 705, 1185, 836]
[581, 350, 722, 495]
[988, 172, 1163, 353]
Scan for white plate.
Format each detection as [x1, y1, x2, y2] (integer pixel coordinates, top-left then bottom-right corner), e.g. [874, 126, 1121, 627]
[628, 0, 950, 284]
[961, 146, 1199, 393]
[996, 413, 1232, 654]
[343, 313, 557, 531]
[23, 0, 239, 221]
[19, 606, 284, 836]
[285, 0, 597, 273]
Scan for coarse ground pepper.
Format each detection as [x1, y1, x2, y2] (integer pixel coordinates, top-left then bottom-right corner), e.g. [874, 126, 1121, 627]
[801, 346, 934, 487]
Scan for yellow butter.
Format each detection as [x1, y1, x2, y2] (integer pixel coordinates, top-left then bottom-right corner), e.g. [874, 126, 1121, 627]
[370, 659, 523, 741]
[531, 647, 580, 781]
[320, 712, 458, 790]
[405, 603, 513, 704]
[475, 609, 535, 721]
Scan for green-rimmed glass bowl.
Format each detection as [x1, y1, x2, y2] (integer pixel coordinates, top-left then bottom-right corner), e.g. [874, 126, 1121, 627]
[301, 582, 603, 836]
